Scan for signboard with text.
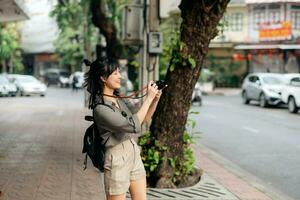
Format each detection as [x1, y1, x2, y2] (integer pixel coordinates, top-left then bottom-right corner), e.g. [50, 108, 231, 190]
[259, 21, 292, 41]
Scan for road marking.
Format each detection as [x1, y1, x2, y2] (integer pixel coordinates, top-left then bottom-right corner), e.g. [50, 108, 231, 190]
[242, 126, 260, 133]
[204, 101, 224, 106]
[205, 114, 217, 119]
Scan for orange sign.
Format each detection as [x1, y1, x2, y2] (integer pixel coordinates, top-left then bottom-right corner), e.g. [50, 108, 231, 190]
[259, 21, 292, 41]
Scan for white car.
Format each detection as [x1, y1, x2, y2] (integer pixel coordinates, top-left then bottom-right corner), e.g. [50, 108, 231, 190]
[0, 75, 9, 97]
[69, 71, 84, 88]
[192, 82, 202, 106]
[0, 74, 17, 96]
[9, 75, 47, 97]
[281, 73, 300, 113]
[242, 73, 284, 107]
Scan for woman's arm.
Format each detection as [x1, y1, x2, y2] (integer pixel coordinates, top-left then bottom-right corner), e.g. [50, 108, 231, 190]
[136, 81, 159, 123]
[143, 90, 161, 123]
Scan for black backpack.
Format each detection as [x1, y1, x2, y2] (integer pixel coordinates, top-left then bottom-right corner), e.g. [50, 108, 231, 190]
[82, 104, 112, 172]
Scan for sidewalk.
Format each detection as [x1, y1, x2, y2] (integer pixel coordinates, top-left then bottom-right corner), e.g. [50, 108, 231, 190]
[193, 146, 287, 200]
[0, 94, 289, 200]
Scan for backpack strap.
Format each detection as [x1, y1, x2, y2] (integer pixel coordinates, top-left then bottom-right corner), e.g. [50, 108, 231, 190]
[83, 154, 88, 170]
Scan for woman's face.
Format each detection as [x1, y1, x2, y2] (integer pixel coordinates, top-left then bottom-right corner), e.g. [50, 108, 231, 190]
[102, 68, 122, 90]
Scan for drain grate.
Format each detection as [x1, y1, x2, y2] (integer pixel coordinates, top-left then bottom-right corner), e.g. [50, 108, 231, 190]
[126, 173, 238, 200]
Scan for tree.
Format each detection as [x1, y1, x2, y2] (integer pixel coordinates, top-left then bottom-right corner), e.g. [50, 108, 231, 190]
[50, 0, 97, 72]
[0, 23, 24, 73]
[147, 0, 230, 187]
[90, 0, 137, 60]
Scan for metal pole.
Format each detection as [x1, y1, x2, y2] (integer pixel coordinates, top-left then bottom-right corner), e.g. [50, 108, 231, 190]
[149, 0, 160, 82]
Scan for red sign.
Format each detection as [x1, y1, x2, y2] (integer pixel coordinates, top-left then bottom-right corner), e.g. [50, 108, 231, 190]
[259, 21, 292, 41]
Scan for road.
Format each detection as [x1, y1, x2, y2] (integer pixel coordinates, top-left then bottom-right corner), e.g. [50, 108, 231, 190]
[191, 95, 300, 200]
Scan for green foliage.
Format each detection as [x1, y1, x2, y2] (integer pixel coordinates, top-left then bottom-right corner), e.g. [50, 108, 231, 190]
[160, 27, 197, 75]
[0, 23, 24, 73]
[138, 111, 201, 185]
[159, 17, 180, 78]
[106, 0, 128, 39]
[217, 11, 229, 35]
[50, 0, 97, 71]
[138, 131, 166, 177]
[170, 111, 201, 183]
[205, 54, 243, 87]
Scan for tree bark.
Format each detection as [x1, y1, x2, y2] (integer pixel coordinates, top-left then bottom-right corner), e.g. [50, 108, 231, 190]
[149, 0, 230, 187]
[90, 0, 123, 59]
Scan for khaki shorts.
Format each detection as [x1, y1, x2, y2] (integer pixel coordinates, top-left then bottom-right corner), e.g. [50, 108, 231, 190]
[104, 138, 146, 195]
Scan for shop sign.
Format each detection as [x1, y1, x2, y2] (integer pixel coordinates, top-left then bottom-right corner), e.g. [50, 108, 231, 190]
[259, 21, 291, 41]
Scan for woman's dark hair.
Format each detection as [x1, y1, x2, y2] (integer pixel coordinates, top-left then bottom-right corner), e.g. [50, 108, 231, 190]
[83, 58, 120, 109]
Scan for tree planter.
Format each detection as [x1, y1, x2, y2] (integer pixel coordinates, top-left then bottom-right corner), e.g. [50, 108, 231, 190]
[126, 171, 238, 200]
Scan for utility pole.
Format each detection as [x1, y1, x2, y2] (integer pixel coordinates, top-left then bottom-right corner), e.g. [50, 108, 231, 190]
[148, 0, 160, 82]
[139, 0, 162, 103]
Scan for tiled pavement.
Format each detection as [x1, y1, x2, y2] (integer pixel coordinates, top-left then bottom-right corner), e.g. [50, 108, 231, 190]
[0, 90, 283, 200]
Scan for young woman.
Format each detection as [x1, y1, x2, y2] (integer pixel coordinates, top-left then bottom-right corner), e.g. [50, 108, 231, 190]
[84, 58, 162, 200]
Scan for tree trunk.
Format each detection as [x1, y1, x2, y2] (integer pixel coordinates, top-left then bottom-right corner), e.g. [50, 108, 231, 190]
[149, 0, 230, 187]
[90, 0, 123, 59]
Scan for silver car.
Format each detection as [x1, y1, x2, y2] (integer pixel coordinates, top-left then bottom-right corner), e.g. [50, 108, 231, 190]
[281, 73, 300, 113]
[241, 73, 284, 107]
[8, 75, 47, 97]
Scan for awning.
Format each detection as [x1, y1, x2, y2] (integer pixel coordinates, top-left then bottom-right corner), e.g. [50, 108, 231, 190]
[234, 44, 300, 50]
[0, 0, 29, 22]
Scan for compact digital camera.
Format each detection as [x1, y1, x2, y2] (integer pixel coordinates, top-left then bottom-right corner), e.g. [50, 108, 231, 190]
[152, 80, 167, 90]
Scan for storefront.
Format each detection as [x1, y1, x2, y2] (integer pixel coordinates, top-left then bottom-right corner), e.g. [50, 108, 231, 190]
[234, 44, 300, 73]
[235, 1, 300, 74]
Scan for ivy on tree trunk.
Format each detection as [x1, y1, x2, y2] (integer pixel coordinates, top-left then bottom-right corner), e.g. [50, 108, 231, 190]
[149, 0, 230, 187]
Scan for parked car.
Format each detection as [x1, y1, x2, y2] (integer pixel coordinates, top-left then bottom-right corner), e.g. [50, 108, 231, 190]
[59, 71, 71, 88]
[0, 75, 9, 97]
[44, 69, 70, 87]
[69, 71, 84, 89]
[192, 82, 202, 106]
[241, 73, 284, 107]
[281, 73, 300, 113]
[8, 74, 47, 97]
[0, 74, 17, 96]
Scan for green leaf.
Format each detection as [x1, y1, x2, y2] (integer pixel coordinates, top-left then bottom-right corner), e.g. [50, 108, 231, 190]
[188, 56, 196, 68]
[192, 121, 196, 129]
[189, 111, 200, 115]
[150, 165, 156, 172]
[179, 41, 185, 51]
[170, 64, 175, 72]
[168, 158, 175, 168]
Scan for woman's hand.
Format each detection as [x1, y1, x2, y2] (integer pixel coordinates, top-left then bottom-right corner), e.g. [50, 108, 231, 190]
[153, 90, 162, 102]
[147, 81, 159, 101]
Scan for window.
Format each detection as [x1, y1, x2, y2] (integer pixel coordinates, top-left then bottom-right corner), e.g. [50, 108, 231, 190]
[252, 4, 282, 30]
[290, 77, 300, 86]
[229, 13, 243, 31]
[249, 76, 258, 83]
[291, 5, 300, 30]
[253, 5, 266, 30]
[268, 5, 281, 23]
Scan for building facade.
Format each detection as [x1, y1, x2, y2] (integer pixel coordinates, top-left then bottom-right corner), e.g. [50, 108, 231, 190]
[235, 0, 300, 73]
[0, 0, 29, 22]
